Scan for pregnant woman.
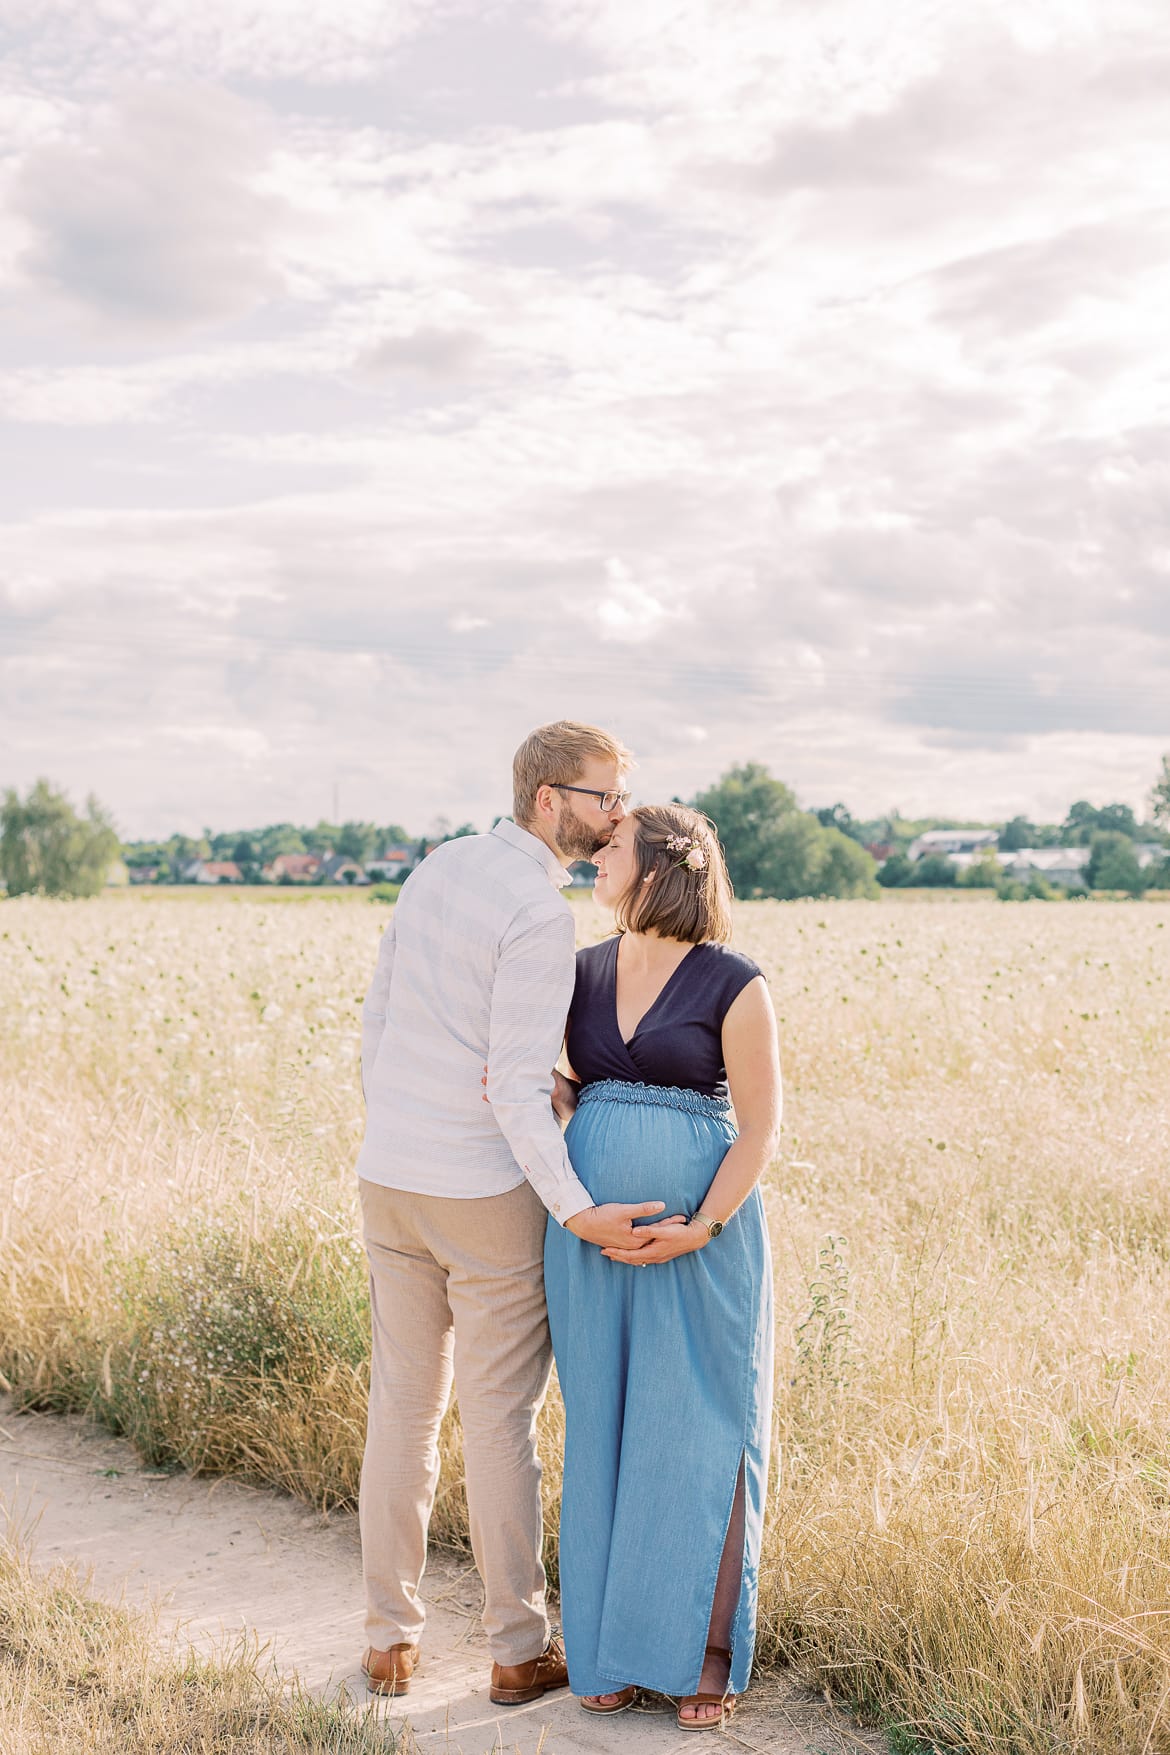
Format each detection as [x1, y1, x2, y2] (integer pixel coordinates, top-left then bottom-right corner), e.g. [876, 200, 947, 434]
[544, 803, 782, 1731]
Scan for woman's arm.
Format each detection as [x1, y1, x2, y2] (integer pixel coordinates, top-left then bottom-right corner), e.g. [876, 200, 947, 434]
[601, 976, 782, 1265]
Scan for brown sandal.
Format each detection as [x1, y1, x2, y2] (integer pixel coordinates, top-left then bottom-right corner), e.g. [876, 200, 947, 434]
[677, 1644, 737, 1732]
[580, 1685, 638, 1714]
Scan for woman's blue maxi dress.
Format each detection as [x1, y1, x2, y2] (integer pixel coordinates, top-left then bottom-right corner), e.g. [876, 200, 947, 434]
[544, 937, 773, 1700]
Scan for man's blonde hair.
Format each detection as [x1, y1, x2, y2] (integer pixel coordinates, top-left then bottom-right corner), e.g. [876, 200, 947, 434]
[512, 721, 634, 825]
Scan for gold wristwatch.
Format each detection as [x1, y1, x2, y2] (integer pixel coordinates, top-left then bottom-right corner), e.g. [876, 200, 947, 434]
[690, 1211, 723, 1239]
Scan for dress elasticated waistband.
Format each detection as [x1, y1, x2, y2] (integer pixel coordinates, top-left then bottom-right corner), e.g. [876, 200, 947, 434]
[577, 1077, 731, 1119]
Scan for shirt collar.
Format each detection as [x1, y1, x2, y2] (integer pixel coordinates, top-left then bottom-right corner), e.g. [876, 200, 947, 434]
[491, 818, 572, 889]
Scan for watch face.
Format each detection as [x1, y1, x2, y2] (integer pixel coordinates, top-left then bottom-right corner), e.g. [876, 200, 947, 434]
[709, 1220, 723, 1237]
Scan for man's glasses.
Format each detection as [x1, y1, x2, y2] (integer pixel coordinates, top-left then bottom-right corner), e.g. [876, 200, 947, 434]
[550, 784, 632, 814]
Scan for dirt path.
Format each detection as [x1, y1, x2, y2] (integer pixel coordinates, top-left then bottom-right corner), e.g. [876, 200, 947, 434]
[0, 1402, 880, 1754]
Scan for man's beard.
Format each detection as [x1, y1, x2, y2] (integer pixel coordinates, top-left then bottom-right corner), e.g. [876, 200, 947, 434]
[554, 800, 611, 863]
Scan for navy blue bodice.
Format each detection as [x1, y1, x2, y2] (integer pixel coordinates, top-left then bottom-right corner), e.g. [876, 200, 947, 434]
[566, 936, 763, 1101]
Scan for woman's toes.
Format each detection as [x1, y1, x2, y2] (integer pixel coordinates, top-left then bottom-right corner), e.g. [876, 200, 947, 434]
[681, 1702, 718, 1721]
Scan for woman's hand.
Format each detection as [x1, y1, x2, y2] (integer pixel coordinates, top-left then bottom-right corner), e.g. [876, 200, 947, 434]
[551, 1069, 579, 1123]
[601, 1215, 706, 1266]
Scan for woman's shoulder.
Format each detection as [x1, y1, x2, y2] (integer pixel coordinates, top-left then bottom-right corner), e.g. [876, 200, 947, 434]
[695, 941, 764, 983]
[692, 941, 765, 1012]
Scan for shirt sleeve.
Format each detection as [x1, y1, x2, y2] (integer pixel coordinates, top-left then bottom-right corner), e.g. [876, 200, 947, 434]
[487, 903, 594, 1225]
[360, 911, 397, 1103]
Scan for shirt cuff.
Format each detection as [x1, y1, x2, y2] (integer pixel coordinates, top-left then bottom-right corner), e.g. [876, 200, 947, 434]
[545, 1178, 594, 1227]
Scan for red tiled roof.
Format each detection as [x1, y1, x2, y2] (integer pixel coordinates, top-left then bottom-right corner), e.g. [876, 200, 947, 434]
[269, 854, 321, 876]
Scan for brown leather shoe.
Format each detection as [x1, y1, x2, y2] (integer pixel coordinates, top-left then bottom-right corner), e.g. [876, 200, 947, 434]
[362, 1642, 419, 1696]
[490, 1635, 569, 1704]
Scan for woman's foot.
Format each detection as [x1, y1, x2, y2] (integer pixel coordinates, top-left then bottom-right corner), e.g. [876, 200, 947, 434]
[677, 1644, 734, 1729]
[580, 1685, 638, 1714]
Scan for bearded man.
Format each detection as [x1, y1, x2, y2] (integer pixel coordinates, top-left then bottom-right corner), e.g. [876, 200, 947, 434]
[356, 721, 664, 1704]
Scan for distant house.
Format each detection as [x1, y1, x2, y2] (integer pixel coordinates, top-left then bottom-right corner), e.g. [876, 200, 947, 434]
[1002, 847, 1091, 887]
[186, 860, 244, 885]
[1134, 843, 1168, 871]
[949, 849, 1010, 874]
[567, 860, 597, 889]
[104, 859, 130, 887]
[262, 853, 323, 884]
[365, 847, 415, 881]
[864, 842, 894, 864]
[128, 864, 161, 885]
[320, 854, 369, 885]
[906, 828, 999, 863]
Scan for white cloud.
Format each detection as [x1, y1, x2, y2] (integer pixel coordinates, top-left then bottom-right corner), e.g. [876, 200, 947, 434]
[593, 559, 679, 643]
[13, 83, 286, 327]
[2, 0, 1169, 835]
[1, 1, 437, 85]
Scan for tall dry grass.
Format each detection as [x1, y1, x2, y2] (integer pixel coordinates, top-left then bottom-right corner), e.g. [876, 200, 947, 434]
[0, 1525, 409, 1753]
[2, 894, 1170, 1750]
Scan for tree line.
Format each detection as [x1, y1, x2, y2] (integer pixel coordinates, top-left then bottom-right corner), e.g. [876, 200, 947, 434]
[4, 754, 1170, 901]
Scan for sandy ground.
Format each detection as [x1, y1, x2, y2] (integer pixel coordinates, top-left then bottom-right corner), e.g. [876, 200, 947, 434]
[0, 1401, 883, 1755]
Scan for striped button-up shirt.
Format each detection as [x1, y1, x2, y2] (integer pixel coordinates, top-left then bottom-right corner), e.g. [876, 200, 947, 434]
[356, 818, 593, 1223]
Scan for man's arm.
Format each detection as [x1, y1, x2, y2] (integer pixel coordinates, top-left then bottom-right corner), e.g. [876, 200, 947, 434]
[487, 906, 667, 1246]
[360, 912, 396, 1103]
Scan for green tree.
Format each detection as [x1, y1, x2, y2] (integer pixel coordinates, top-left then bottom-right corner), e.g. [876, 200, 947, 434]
[1149, 755, 1170, 834]
[0, 779, 120, 898]
[999, 816, 1035, 852]
[1063, 800, 1138, 845]
[813, 826, 878, 896]
[232, 836, 261, 882]
[693, 764, 876, 898]
[165, 833, 208, 881]
[1087, 831, 1144, 893]
[958, 848, 1002, 889]
[814, 803, 863, 842]
[876, 851, 914, 888]
[692, 764, 800, 894]
[913, 854, 957, 887]
[336, 821, 380, 862]
[304, 820, 340, 855]
[256, 824, 307, 862]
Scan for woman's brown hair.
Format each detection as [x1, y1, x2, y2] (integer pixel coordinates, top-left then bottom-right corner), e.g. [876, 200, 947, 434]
[613, 804, 733, 944]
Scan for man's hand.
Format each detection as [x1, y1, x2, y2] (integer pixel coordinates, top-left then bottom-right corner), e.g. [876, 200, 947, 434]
[565, 1202, 684, 1251]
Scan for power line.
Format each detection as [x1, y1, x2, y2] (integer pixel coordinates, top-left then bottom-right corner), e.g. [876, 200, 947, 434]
[3, 631, 1168, 720]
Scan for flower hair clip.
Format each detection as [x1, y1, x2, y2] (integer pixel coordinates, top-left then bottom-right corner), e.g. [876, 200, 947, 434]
[666, 832, 707, 872]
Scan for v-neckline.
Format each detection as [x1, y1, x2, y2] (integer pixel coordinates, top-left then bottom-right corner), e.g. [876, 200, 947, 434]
[611, 935, 700, 1047]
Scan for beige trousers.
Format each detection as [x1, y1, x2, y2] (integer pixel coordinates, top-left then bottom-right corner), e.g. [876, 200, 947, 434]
[358, 1177, 553, 1666]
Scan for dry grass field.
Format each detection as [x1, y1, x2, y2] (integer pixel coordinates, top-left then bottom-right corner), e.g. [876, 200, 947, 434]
[2, 892, 1170, 1752]
[0, 1533, 409, 1755]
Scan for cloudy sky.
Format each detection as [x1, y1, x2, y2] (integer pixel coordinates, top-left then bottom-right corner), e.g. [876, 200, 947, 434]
[2, 0, 1169, 839]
